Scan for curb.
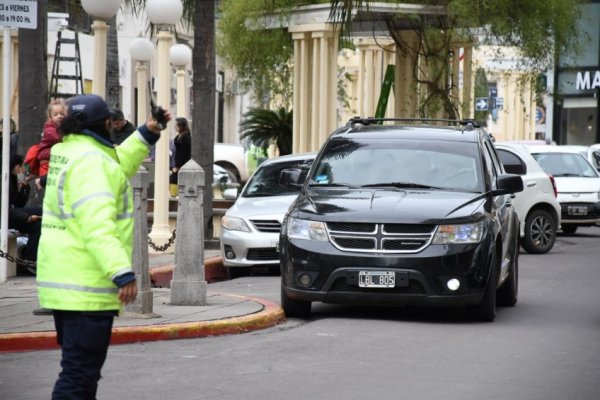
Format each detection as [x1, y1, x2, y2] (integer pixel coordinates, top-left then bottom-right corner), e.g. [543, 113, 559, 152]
[0, 294, 285, 353]
[150, 256, 229, 288]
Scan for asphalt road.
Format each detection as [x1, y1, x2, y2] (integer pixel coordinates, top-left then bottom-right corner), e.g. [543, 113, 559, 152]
[2, 227, 600, 400]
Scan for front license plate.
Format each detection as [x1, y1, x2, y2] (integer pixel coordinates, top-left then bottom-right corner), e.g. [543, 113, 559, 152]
[568, 206, 588, 216]
[358, 271, 395, 288]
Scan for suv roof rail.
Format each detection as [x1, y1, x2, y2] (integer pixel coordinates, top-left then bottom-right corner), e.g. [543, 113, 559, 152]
[348, 117, 481, 129]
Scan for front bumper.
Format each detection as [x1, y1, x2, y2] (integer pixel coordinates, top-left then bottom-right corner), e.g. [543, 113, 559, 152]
[221, 229, 280, 267]
[280, 236, 493, 307]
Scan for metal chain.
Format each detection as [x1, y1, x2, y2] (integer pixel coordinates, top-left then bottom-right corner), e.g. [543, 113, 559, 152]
[147, 229, 176, 252]
[0, 248, 37, 267]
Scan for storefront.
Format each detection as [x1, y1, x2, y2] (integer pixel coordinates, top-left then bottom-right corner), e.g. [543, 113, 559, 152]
[554, 2, 600, 145]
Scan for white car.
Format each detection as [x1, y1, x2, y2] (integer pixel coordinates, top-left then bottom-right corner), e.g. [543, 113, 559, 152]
[556, 144, 600, 172]
[526, 145, 600, 234]
[495, 143, 561, 253]
[220, 153, 316, 275]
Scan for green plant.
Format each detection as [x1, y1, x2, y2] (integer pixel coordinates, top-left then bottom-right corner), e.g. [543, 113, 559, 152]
[240, 107, 293, 156]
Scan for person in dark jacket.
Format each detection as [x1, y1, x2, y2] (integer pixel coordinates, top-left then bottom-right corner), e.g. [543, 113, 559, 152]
[169, 117, 192, 195]
[109, 108, 136, 145]
[6, 155, 42, 275]
[0, 118, 18, 158]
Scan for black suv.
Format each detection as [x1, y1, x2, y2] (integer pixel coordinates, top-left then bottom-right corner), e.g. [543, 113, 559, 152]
[279, 118, 523, 322]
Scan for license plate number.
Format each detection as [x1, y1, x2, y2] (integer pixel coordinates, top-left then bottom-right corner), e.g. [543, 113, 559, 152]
[568, 206, 588, 216]
[358, 271, 395, 288]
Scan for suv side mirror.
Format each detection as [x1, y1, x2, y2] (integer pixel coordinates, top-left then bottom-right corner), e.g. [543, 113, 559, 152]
[223, 188, 239, 200]
[280, 168, 302, 188]
[492, 174, 523, 196]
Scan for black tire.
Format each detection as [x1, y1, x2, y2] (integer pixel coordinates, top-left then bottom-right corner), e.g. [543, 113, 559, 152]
[497, 238, 519, 307]
[561, 225, 578, 235]
[467, 253, 499, 322]
[521, 209, 556, 254]
[281, 286, 311, 318]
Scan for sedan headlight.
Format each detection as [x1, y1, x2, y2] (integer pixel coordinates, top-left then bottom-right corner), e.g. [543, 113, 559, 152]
[221, 216, 251, 232]
[432, 221, 484, 244]
[287, 217, 328, 241]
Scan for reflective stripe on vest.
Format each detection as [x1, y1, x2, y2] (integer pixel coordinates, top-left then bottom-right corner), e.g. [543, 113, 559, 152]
[37, 280, 119, 294]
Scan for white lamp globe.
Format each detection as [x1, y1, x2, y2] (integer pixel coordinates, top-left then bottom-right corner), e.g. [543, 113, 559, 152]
[81, 0, 121, 20]
[146, 0, 183, 26]
[170, 44, 192, 67]
[130, 37, 155, 62]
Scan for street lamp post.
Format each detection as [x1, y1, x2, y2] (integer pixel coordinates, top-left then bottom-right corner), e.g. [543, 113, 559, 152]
[146, 0, 183, 246]
[81, 0, 120, 98]
[129, 37, 155, 125]
[170, 44, 192, 118]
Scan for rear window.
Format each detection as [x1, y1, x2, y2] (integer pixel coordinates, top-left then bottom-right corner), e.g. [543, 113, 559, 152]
[531, 152, 599, 178]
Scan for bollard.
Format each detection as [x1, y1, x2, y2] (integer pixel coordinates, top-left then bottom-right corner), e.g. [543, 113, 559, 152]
[170, 160, 207, 305]
[125, 166, 157, 315]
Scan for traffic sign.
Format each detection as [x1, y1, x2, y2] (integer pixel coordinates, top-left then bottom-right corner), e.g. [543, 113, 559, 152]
[496, 97, 504, 110]
[0, 0, 37, 29]
[475, 97, 488, 111]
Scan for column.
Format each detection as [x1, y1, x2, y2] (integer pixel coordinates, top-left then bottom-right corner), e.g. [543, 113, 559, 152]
[462, 44, 473, 119]
[394, 31, 419, 118]
[91, 20, 109, 98]
[290, 24, 338, 153]
[149, 29, 173, 245]
[135, 61, 149, 125]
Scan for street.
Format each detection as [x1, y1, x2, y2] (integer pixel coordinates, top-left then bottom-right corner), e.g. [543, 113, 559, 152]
[2, 228, 600, 400]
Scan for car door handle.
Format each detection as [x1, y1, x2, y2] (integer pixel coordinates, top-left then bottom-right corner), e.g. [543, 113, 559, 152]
[526, 181, 537, 187]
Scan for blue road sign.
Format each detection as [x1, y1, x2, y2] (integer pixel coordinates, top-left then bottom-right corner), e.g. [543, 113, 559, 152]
[475, 97, 488, 111]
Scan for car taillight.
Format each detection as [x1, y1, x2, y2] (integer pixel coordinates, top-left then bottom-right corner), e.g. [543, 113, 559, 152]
[548, 174, 558, 197]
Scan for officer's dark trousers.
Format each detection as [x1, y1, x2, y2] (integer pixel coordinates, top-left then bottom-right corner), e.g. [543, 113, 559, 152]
[52, 310, 116, 400]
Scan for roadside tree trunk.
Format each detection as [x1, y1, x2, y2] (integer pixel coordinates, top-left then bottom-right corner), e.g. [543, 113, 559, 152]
[105, 15, 121, 109]
[192, 0, 216, 238]
[17, 1, 48, 155]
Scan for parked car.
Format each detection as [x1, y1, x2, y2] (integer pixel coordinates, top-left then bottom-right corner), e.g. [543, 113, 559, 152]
[556, 145, 600, 172]
[526, 145, 600, 234]
[279, 118, 523, 321]
[220, 153, 316, 275]
[495, 142, 561, 254]
[214, 143, 248, 183]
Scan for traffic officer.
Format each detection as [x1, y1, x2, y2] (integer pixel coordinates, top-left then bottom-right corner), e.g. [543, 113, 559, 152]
[36, 94, 170, 399]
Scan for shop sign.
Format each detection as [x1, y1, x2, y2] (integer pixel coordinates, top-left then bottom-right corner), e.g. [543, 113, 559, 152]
[576, 70, 600, 91]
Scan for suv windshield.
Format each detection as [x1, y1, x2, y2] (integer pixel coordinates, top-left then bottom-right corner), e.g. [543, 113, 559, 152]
[243, 158, 313, 197]
[531, 152, 599, 178]
[309, 138, 484, 192]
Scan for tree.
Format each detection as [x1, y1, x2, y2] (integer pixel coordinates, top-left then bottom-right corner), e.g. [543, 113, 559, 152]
[328, 0, 583, 118]
[105, 16, 121, 109]
[219, 0, 583, 119]
[17, 1, 48, 155]
[240, 107, 293, 156]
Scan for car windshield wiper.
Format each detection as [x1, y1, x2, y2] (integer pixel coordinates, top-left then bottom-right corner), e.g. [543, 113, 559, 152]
[552, 173, 583, 177]
[308, 182, 359, 188]
[360, 182, 443, 190]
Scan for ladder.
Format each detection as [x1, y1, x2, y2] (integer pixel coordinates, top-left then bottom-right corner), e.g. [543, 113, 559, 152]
[49, 30, 84, 100]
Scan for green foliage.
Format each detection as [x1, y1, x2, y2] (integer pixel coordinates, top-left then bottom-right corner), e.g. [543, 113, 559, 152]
[240, 107, 293, 156]
[217, 0, 304, 107]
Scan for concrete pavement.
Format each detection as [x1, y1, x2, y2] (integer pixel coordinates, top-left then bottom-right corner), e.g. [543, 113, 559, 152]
[0, 251, 286, 353]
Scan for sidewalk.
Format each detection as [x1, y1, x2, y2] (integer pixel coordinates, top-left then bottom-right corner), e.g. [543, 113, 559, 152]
[0, 251, 285, 353]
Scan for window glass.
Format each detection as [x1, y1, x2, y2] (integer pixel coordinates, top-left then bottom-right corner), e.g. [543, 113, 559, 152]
[243, 158, 314, 197]
[497, 149, 527, 175]
[531, 152, 599, 178]
[310, 138, 483, 192]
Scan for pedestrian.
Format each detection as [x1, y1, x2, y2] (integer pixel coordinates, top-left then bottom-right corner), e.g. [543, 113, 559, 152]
[36, 94, 170, 399]
[169, 117, 191, 196]
[6, 154, 42, 276]
[109, 108, 136, 145]
[37, 98, 66, 176]
[0, 117, 19, 158]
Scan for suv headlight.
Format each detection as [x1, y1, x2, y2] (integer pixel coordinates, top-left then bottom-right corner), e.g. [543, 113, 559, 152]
[221, 216, 251, 232]
[432, 221, 484, 244]
[287, 217, 328, 241]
